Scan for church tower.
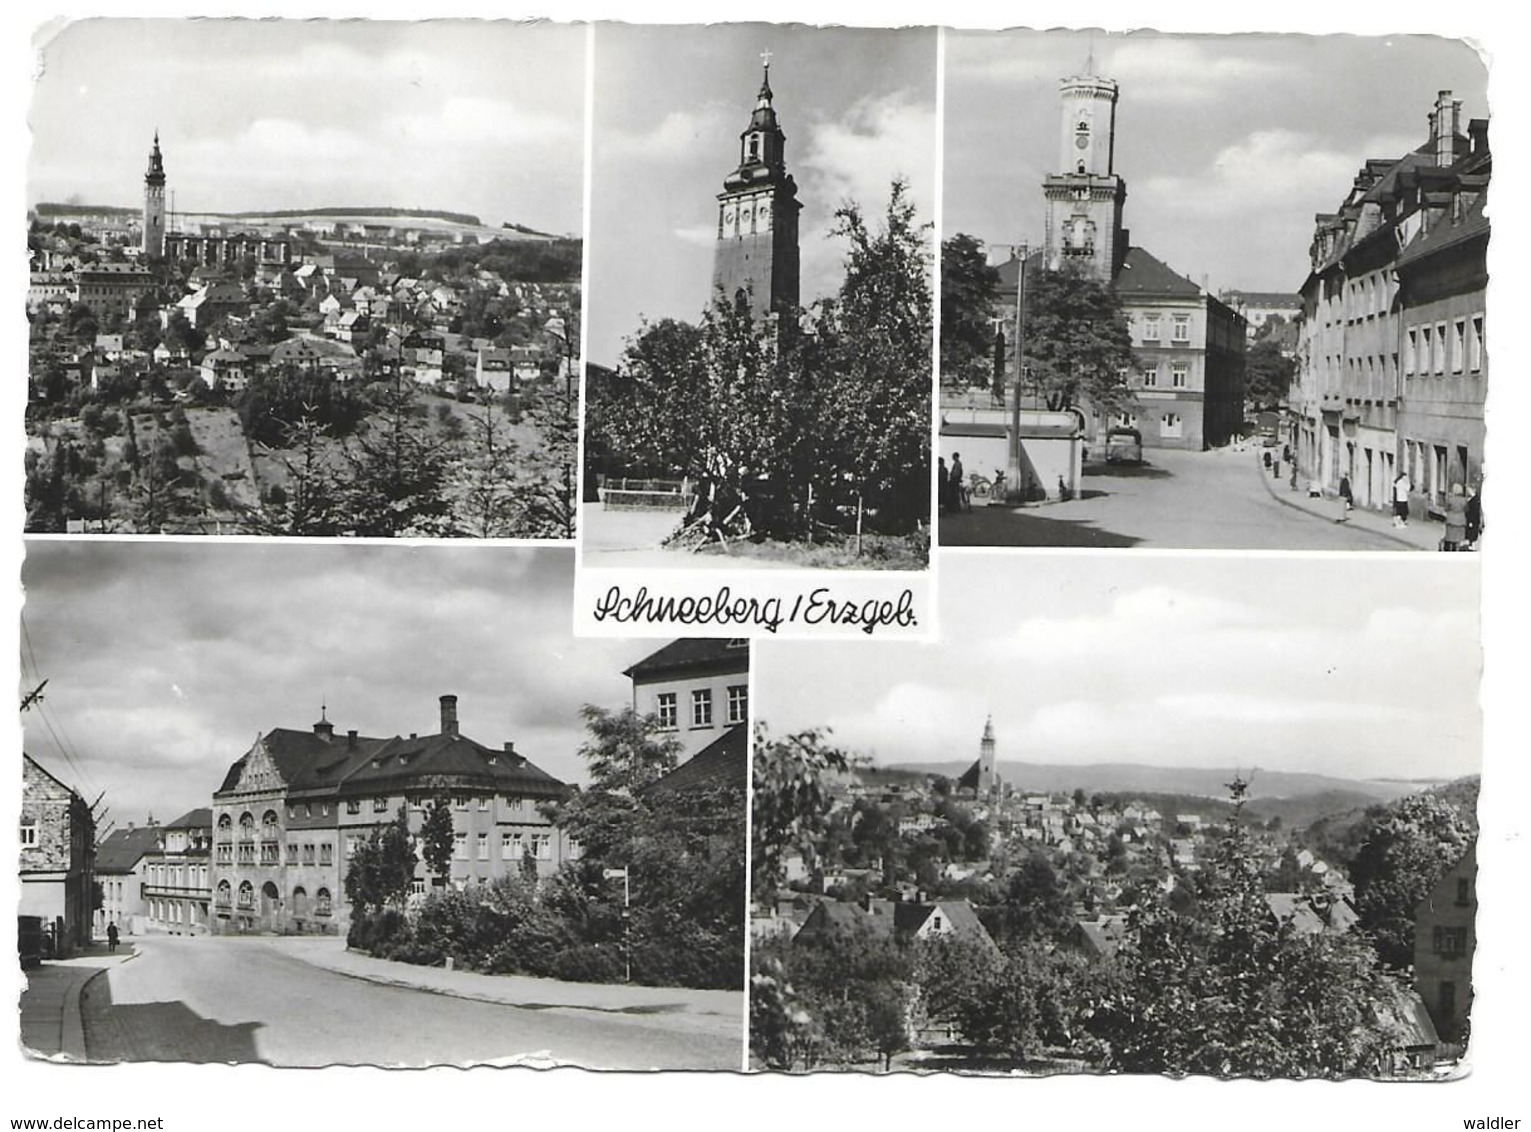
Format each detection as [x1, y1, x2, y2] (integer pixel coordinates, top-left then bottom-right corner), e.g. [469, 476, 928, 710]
[711, 56, 802, 322]
[978, 714, 997, 795]
[1042, 69, 1128, 279]
[142, 131, 167, 260]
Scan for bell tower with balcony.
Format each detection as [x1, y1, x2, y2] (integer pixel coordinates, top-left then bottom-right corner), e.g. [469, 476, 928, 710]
[1042, 67, 1128, 279]
[711, 54, 802, 322]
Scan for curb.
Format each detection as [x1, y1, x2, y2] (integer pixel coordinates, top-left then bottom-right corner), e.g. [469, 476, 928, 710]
[1249, 453, 1427, 551]
[59, 965, 109, 1062]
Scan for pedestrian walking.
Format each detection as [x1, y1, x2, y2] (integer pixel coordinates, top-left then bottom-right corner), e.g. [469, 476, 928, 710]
[949, 452, 967, 512]
[107, 921, 119, 953]
[1465, 482, 1483, 548]
[937, 456, 950, 513]
[1283, 443, 1292, 465]
[1392, 471, 1412, 528]
[1441, 483, 1469, 550]
[1337, 473, 1353, 522]
[1262, 450, 1272, 470]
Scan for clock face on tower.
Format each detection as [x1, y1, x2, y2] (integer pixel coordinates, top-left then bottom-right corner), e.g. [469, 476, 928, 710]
[1076, 134, 1089, 150]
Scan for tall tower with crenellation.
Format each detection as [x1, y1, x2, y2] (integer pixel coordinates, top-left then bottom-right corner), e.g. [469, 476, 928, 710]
[711, 55, 802, 322]
[142, 131, 167, 261]
[1041, 67, 1128, 279]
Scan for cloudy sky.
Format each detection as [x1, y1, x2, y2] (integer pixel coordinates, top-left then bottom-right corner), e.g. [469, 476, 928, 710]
[19, 544, 669, 831]
[945, 29, 1489, 294]
[27, 19, 586, 235]
[586, 23, 937, 367]
[756, 554, 1481, 783]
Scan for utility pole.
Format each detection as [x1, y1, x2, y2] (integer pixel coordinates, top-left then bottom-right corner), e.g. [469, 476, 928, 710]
[1008, 243, 1035, 503]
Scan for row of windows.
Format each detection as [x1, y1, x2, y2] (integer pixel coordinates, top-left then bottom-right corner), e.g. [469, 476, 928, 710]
[1109, 411, 1183, 436]
[1432, 925, 1469, 959]
[284, 842, 335, 867]
[1138, 362, 1189, 390]
[214, 881, 334, 916]
[654, 685, 748, 731]
[1404, 315, 1485, 377]
[453, 830, 555, 861]
[1137, 314, 1192, 343]
[143, 863, 210, 889]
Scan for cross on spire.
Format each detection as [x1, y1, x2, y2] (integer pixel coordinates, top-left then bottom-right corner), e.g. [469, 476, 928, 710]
[760, 48, 773, 69]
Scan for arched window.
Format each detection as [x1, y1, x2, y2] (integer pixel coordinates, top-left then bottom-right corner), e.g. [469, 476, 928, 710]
[217, 813, 232, 832]
[261, 810, 279, 832]
[315, 888, 332, 916]
[237, 881, 254, 909]
[216, 880, 231, 905]
[238, 812, 255, 834]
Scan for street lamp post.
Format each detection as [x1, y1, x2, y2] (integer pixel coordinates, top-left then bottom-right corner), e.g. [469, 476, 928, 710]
[603, 866, 630, 983]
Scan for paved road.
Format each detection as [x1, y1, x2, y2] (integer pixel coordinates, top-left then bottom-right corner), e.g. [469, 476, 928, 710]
[940, 446, 1412, 550]
[80, 936, 741, 1069]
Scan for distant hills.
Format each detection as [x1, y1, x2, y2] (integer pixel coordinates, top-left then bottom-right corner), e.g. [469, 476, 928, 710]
[32, 202, 569, 242]
[888, 760, 1431, 811]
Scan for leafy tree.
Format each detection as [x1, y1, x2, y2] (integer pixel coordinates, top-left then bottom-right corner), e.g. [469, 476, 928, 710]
[985, 851, 1073, 946]
[1349, 792, 1476, 970]
[597, 317, 710, 477]
[344, 805, 418, 915]
[940, 233, 1002, 389]
[1245, 337, 1296, 409]
[751, 725, 851, 903]
[815, 179, 933, 534]
[420, 795, 455, 881]
[1021, 262, 1138, 415]
[1088, 779, 1409, 1078]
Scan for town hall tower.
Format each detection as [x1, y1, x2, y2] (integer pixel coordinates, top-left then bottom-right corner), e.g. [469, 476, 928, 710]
[711, 57, 802, 321]
[143, 131, 167, 260]
[1042, 71, 1128, 279]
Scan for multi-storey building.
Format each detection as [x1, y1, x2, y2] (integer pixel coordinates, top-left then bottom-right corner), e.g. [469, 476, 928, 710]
[140, 808, 214, 935]
[624, 638, 751, 761]
[1414, 840, 1476, 1048]
[94, 821, 162, 935]
[711, 59, 802, 322]
[20, 752, 96, 955]
[72, 263, 155, 321]
[210, 694, 571, 935]
[1292, 90, 1488, 514]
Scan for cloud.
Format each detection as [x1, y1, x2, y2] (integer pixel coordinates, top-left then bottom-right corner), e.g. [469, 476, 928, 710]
[1107, 39, 1287, 105]
[673, 223, 717, 247]
[598, 108, 729, 162]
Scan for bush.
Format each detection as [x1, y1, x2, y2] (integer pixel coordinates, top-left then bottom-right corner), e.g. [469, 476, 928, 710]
[551, 943, 625, 984]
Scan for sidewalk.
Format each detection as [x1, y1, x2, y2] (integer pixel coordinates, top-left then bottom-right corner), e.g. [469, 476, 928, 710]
[262, 936, 742, 1038]
[1249, 450, 1450, 552]
[18, 945, 137, 1061]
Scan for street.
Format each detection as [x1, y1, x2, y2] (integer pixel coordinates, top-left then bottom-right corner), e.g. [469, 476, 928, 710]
[940, 446, 1413, 550]
[78, 936, 742, 1069]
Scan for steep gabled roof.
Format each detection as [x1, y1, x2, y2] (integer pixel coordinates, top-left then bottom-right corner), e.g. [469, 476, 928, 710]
[164, 807, 213, 831]
[96, 825, 163, 874]
[1112, 246, 1203, 299]
[646, 723, 747, 795]
[623, 638, 751, 681]
[339, 732, 568, 800]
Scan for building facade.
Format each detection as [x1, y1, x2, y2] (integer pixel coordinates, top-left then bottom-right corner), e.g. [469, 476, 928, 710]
[711, 60, 802, 322]
[140, 808, 214, 935]
[1414, 841, 1476, 1048]
[210, 695, 571, 935]
[95, 821, 163, 935]
[1291, 90, 1488, 515]
[20, 753, 96, 956]
[625, 638, 751, 760]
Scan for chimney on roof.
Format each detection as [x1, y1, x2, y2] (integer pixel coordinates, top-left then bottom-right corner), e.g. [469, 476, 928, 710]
[440, 694, 459, 739]
[1434, 90, 1458, 168]
[347, 729, 357, 748]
